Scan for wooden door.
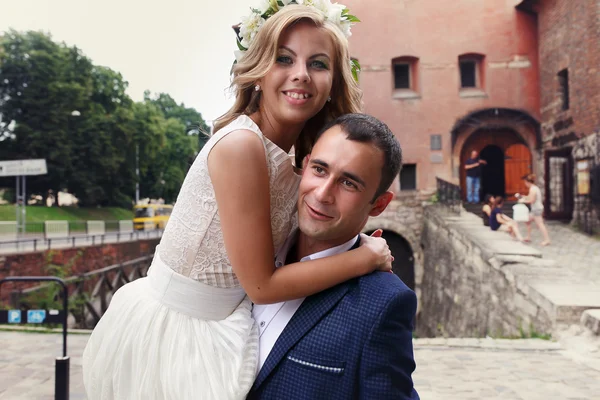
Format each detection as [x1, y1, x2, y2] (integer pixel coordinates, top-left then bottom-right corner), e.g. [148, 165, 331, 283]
[504, 143, 531, 199]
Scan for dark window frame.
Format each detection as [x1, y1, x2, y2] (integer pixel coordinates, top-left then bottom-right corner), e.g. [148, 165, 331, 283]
[393, 63, 411, 89]
[459, 60, 477, 88]
[400, 164, 417, 191]
[558, 69, 569, 111]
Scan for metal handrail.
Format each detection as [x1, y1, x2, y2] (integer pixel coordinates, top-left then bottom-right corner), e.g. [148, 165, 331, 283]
[13, 254, 154, 329]
[0, 230, 162, 253]
[436, 177, 462, 214]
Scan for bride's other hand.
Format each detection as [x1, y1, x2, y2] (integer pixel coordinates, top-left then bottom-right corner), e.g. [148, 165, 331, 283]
[360, 229, 393, 272]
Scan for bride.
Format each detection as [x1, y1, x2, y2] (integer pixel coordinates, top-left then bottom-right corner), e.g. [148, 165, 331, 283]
[82, 2, 391, 399]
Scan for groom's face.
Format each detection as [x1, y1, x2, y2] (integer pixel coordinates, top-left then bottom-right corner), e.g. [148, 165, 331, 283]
[297, 125, 389, 246]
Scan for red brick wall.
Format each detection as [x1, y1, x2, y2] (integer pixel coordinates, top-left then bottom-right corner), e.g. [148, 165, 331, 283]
[0, 239, 159, 300]
[537, 0, 600, 144]
[343, 0, 540, 191]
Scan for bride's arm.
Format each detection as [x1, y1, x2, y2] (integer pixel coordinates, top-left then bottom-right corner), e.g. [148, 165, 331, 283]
[208, 130, 390, 305]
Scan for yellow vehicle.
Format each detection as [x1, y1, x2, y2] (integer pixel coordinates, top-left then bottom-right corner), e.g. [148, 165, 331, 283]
[133, 204, 173, 230]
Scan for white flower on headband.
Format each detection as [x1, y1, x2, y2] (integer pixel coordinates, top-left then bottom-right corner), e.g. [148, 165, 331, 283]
[236, 0, 358, 52]
[239, 12, 266, 48]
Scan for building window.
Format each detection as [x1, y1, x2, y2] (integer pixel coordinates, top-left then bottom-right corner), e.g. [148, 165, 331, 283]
[558, 69, 569, 111]
[392, 56, 419, 99]
[458, 53, 485, 93]
[400, 164, 417, 191]
[430, 134, 442, 151]
[460, 60, 477, 88]
[394, 64, 410, 89]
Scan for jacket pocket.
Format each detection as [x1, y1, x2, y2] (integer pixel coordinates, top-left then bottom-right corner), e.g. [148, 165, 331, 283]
[286, 353, 346, 375]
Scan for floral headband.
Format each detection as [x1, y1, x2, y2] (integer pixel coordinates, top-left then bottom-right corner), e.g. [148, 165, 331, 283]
[234, 0, 361, 82]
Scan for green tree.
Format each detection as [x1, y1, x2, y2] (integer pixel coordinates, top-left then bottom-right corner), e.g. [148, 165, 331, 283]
[0, 31, 210, 207]
[145, 91, 210, 150]
[0, 30, 93, 196]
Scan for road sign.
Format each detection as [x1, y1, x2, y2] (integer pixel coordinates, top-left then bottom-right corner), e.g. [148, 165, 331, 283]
[27, 309, 47, 324]
[0, 159, 47, 177]
[8, 310, 21, 323]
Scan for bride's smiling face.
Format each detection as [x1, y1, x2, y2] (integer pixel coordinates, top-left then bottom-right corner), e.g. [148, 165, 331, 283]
[258, 21, 334, 126]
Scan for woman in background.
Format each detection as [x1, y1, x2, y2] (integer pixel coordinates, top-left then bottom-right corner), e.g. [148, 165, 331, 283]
[517, 173, 550, 246]
[482, 194, 495, 226]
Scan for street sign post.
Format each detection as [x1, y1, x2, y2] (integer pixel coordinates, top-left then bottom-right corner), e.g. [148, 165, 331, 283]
[0, 159, 48, 235]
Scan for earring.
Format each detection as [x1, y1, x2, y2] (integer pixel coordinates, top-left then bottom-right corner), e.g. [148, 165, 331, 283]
[327, 96, 332, 102]
[254, 84, 261, 92]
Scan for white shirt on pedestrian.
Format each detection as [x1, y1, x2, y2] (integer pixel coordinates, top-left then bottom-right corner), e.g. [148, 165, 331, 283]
[252, 232, 359, 372]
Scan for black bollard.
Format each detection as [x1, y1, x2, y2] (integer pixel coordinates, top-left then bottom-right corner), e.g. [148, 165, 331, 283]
[55, 356, 70, 400]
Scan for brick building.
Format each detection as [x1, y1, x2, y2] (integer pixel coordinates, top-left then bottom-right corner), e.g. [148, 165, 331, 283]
[518, 0, 600, 232]
[344, 0, 599, 230]
[344, 0, 541, 201]
[340, 0, 600, 295]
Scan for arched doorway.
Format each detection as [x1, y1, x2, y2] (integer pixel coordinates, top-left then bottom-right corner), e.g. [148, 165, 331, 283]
[451, 108, 540, 201]
[366, 230, 415, 290]
[460, 129, 533, 201]
[480, 145, 505, 197]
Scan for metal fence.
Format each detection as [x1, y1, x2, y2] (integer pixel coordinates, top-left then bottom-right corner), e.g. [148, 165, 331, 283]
[6, 255, 153, 329]
[0, 229, 162, 254]
[436, 177, 462, 214]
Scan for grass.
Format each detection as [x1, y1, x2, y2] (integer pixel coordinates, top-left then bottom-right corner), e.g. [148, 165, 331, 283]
[0, 205, 133, 222]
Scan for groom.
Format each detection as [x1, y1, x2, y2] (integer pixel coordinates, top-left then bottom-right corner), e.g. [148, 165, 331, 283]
[249, 114, 419, 399]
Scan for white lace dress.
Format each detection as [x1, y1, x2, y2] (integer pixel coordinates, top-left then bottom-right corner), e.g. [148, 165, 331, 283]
[82, 115, 300, 400]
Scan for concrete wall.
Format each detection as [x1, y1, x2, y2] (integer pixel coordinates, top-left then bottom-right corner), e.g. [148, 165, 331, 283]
[417, 206, 553, 338]
[365, 193, 426, 304]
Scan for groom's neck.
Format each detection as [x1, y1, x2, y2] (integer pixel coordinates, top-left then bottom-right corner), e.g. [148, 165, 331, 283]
[295, 232, 352, 261]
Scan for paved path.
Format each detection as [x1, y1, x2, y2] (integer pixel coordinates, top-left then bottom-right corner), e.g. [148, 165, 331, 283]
[1, 330, 599, 399]
[526, 221, 600, 284]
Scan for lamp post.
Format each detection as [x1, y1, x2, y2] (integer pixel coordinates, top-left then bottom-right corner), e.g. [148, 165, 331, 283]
[135, 144, 140, 204]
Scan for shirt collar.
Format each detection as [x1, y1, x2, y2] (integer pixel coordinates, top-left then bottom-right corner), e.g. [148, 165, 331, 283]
[299, 235, 360, 262]
[275, 231, 360, 267]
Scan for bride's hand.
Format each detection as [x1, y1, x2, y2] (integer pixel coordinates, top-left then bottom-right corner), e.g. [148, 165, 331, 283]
[359, 229, 393, 272]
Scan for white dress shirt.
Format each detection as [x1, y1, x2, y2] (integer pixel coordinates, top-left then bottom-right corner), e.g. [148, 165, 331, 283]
[252, 233, 359, 372]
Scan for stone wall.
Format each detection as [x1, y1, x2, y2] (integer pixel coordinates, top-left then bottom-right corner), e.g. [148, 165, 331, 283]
[417, 206, 553, 338]
[364, 192, 427, 303]
[0, 239, 159, 300]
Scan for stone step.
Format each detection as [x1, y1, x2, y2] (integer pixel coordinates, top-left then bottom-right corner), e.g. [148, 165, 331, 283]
[529, 283, 600, 325]
[581, 309, 600, 336]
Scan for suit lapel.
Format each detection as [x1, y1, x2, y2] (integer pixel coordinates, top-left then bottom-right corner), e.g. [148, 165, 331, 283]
[252, 282, 351, 390]
[253, 236, 361, 390]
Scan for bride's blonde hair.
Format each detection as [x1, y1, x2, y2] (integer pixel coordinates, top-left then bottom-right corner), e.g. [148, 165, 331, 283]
[214, 5, 362, 165]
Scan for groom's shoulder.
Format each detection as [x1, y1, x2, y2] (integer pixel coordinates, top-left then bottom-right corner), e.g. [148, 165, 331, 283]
[354, 271, 414, 306]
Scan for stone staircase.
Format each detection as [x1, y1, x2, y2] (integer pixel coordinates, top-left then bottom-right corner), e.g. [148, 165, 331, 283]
[458, 203, 600, 338]
[582, 309, 600, 335]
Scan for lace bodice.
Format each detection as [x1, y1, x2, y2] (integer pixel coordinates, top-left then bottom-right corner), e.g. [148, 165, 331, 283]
[158, 115, 301, 288]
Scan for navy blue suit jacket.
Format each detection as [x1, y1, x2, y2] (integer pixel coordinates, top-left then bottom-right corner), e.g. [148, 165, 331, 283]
[248, 260, 419, 399]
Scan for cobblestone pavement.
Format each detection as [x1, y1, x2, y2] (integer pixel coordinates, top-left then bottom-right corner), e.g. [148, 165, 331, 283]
[1, 330, 600, 399]
[518, 220, 600, 284]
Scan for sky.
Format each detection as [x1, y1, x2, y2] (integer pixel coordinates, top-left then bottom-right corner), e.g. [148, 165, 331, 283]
[1, 0, 257, 124]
